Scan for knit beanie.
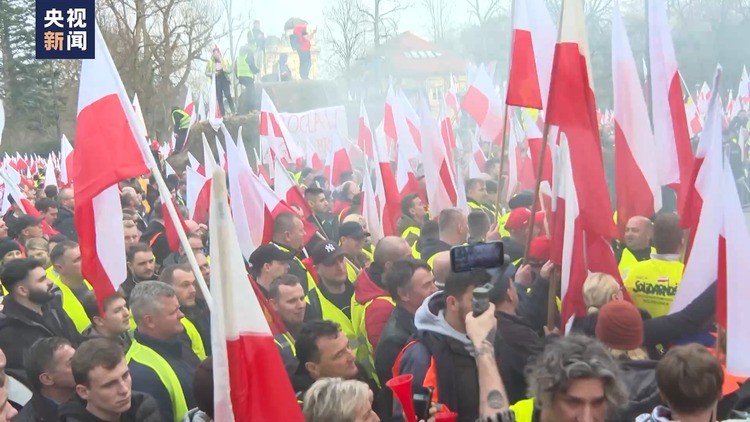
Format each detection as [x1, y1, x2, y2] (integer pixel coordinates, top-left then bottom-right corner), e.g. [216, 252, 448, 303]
[0, 238, 22, 260]
[595, 300, 644, 351]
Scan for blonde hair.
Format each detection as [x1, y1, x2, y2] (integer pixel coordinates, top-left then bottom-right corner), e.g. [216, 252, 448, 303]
[606, 346, 649, 361]
[302, 378, 371, 422]
[25, 237, 48, 251]
[583, 273, 620, 315]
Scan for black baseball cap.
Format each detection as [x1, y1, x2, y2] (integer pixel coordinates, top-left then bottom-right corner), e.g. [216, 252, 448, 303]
[338, 222, 370, 240]
[13, 215, 43, 234]
[248, 244, 295, 269]
[311, 241, 345, 266]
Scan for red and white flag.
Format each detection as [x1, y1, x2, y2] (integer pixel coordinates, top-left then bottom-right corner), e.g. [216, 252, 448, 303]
[59, 134, 74, 186]
[358, 100, 374, 159]
[165, 161, 176, 177]
[305, 141, 323, 171]
[208, 73, 223, 131]
[215, 136, 228, 171]
[260, 90, 303, 165]
[208, 168, 304, 422]
[445, 74, 459, 116]
[74, 25, 152, 307]
[420, 98, 457, 217]
[395, 145, 419, 198]
[383, 86, 421, 159]
[739, 65, 750, 108]
[469, 129, 486, 178]
[506, 0, 556, 110]
[132, 94, 148, 139]
[612, 0, 661, 239]
[697, 82, 711, 115]
[547, 0, 621, 329]
[186, 165, 210, 224]
[43, 156, 57, 188]
[197, 92, 206, 122]
[274, 156, 311, 217]
[648, 0, 694, 212]
[462, 64, 505, 144]
[325, 131, 353, 187]
[184, 86, 196, 126]
[372, 115, 401, 236]
[361, 162, 385, 242]
[202, 133, 218, 177]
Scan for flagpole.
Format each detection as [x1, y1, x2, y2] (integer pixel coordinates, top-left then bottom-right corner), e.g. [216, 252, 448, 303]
[495, 105, 512, 211]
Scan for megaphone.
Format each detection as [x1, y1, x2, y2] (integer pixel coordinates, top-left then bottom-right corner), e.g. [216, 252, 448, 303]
[386, 374, 418, 422]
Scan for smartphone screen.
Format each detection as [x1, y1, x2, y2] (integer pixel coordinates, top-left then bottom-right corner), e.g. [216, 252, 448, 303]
[412, 386, 433, 420]
[450, 241, 505, 272]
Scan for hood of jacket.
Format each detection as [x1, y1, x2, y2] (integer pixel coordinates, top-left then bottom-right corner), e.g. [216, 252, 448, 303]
[354, 265, 389, 305]
[414, 291, 471, 347]
[396, 214, 420, 234]
[58, 392, 161, 422]
[418, 238, 451, 261]
[183, 408, 212, 422]
[620, 360, 662, 410]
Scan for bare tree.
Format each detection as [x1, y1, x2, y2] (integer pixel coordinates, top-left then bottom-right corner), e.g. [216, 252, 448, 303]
[466, 0, 503, 26]
[323, 0, 367, 75]
[357, 0, 411, 46]
[96, 0, 220, 139]
[422, 0, 452, 41]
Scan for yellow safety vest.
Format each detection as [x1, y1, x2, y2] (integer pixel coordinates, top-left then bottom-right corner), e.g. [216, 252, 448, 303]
[206, 57, 231, 76]
[510, 398, 536, 422]
[235, 49, 255, 78]
[498, 212, 511, 238]
[362, 246, 374, 262]
[126, 340, 189, 422]
[350, 293, 395, 386]
[180, 317, 207, 360]
[272, 243, 316, 293]
[410, 241, 421, 260]
[306, 285, 363, 358]
[346, 260, 360, 282]
[624, 257, 684, 318]
[47, 268, 92, 333]
[274, 332, 297, 356]
[618, 247, 655, 277]
[401, 226, 421, 246]
[468, 200, 496, 220]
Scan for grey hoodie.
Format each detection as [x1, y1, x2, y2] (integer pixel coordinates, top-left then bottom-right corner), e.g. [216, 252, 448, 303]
[414, 291, 472, 348]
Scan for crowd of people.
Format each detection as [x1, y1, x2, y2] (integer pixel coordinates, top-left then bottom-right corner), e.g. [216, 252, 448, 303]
[0, 153, 740, 422]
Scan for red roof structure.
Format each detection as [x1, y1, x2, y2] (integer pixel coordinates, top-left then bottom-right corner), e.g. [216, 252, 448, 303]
[367, 31, 467, 77]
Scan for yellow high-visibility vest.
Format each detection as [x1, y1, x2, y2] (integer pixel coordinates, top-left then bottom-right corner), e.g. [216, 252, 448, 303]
[180, 317, 206, 360]
[618, 247, 655, 277]
[624, 257, 684, 318]
[350, 293, 394, 385]
[510, 398, 536, 422]
[272, 243, 316, 292]
[306, 285, 363, 358]
[47, 267, 92, 333]
[126, 340, 189, 422]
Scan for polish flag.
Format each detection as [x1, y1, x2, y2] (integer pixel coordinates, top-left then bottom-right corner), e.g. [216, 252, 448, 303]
[215, 136, 228, 171]
[440, 110, 457, 169]
[547, 0, 621, 328]
[132, 94, 148, 139]
[43, 156, 57, 188]
[505, 117, 523, 200]
[165, 161, 176, 177]
[672, 68, 723, 314]
[186, 165, 210, 224]
[468, 129, 486, 178]
[188, 152, 205, 176]
[202, 133, 218, 177]
[260, 90, 303, 165]
[739, 66, 750, 108]
[197, 92, 206, 122]
[361, 163, 385, 242]
[252, 148, 273, 188]
[525, 113, 553, 184]
[325, 131, 353, 186]
[506, 0, 556, 110]
[160, 197, 190, 252]
[184, 87, 196, 126]
[445, 74, 459, 116]
[648, 0, 694, 213]
[372, 117, 401, 236]
[274, 156, 312, 218]
[612, 1, 661, 240]
[420, 98, 457, 216]
[305, 142, 323, 171]
[208, 169, 304, 422]
[358, 101, 374, 159]
[685, 96, 703, 138]
[383, 86, 421, 159]
[462, 64, 505, 144]
[398, 91, 422, 152]
[697, 82, 711, 115]
[208, 73, 223, 131]
[59, 134, 74, 186]
[74, 25, 152, 307]
[395, 146, 419, 197]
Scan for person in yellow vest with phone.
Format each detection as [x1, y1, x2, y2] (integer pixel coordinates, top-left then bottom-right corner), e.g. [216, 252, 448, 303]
[624, 213, 685, 318]
[48, 241, 92, 333]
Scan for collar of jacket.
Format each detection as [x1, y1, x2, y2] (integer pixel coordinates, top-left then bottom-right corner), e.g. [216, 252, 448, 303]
[133, 329, 184, 359]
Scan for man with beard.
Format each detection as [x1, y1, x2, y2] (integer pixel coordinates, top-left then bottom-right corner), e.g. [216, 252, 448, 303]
[0, 258, 83, 372]
[120, 243, 156, 302]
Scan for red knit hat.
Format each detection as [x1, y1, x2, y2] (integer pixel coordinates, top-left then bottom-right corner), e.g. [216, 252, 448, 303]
[595, 300, 643, 350]
[528, 236, 550, 262]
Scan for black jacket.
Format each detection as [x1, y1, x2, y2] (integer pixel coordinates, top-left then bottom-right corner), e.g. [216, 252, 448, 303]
[494, 311, 546, 405]
[128, 330, 200, 422]
[182, 299, 212, 356]
[0, 297, 83, 373]
[501, 237, 524, 264]
[57, 392, 161, 422]
[53, 207, 78, 242]
[608, 360, 662, 422]
[307, 212, 339, 242]
[13, 392, 59, 422]
[418, 239, 451, 263]
[375, 304, 417, 419]
[292, 363, 380, 409]
[141, 220, 170, 266]
[571, 282, 717, 357]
